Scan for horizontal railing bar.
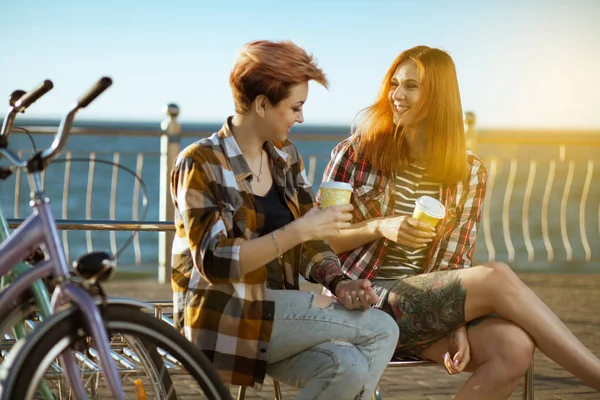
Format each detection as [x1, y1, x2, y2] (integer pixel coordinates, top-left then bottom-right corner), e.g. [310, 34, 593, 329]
[6, 119, 600, 144]
[10, 127, 351, 141]
[7, 219, 175, 232]
[477, 134, 600, 145]
[11, 128, 600, 145]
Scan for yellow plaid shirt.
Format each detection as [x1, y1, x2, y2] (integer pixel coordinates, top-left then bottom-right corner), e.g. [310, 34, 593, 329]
[170, 118, 346, 388]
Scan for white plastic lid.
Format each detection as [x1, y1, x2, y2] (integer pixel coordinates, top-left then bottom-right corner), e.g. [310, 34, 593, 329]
[416, 195, 446, 218]
[319, 181, 353, 191]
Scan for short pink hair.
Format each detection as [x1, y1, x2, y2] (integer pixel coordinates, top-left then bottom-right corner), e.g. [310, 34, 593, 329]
[230, 40, 328, 114]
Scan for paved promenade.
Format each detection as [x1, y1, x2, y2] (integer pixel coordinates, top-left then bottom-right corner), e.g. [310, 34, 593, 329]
[104, 272, 600, 399]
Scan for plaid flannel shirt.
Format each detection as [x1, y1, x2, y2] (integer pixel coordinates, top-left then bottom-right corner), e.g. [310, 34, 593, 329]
[319, 137, 487, 279]
[170, 118, 345, 388]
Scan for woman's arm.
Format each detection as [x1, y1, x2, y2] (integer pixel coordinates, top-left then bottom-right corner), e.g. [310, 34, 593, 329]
[326, 217, 383, 253]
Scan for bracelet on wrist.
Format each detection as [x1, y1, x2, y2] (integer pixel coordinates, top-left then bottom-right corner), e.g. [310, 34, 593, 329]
[271, 231, 283, 260]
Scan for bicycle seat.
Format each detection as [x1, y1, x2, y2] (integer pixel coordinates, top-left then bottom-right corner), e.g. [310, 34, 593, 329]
[73, 251, 115, 282]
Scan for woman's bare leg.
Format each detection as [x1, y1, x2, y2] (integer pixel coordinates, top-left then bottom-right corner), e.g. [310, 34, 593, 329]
[420, 317, 535, 399]
[458, 261, 600, 389]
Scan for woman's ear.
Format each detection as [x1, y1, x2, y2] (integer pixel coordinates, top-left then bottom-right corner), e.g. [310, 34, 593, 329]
[254, 95, 267, 117]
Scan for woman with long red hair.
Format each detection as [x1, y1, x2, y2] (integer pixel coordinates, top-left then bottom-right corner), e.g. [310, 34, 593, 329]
[321, 45, 600, 397]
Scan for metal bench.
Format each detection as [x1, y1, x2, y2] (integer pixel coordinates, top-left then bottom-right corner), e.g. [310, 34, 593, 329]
[149, 301, 535, 400]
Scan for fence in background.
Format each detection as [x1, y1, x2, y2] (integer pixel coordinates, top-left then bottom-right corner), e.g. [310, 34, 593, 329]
[3, 106, 600, 282]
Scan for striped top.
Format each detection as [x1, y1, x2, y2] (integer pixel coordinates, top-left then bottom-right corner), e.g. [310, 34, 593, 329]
[379, 164, 441, 278]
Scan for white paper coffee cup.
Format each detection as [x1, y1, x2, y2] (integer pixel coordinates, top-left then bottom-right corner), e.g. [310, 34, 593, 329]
[412, 195, 446, 227]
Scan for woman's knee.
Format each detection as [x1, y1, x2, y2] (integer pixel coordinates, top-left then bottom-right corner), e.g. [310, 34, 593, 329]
[476, 320, 535, 378]
[364, 308, 400, 345]
[484, 261, 517, 281]
[475, 261, 521, 294]
[496, 326, 535, 376]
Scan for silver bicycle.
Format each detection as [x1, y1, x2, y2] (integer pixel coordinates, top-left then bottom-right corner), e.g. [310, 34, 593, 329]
[0, 78, 231, 400]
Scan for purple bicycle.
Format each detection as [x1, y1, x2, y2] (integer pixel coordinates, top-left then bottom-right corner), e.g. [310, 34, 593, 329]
[0, 79, 230, 400]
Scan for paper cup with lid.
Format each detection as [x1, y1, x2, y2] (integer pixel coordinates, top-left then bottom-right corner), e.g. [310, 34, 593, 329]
[319, 181, 353, 208]
[412, 195, 446, 227]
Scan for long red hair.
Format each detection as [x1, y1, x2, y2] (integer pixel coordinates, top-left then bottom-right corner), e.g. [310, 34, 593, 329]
[354, 46, 468, 185]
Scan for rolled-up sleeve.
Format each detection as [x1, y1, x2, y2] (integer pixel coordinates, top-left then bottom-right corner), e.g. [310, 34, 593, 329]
[172, 156, 245, 284]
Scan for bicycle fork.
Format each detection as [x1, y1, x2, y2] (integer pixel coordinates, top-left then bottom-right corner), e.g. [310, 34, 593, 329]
[54, 283, 127, 400]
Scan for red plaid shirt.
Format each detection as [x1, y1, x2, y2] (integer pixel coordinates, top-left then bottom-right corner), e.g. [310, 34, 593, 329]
[319, 138, 487, 279]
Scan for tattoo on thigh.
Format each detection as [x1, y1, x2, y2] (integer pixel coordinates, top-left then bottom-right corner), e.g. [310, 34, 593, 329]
[385, 271, 467, 352]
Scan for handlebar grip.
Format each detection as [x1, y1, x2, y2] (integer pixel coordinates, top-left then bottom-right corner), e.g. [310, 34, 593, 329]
[16, 80, 54, 110]
[78, 77, 113, 108]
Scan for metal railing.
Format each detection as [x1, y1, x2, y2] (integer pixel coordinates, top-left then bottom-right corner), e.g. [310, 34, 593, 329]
[2, 106, 600, 282]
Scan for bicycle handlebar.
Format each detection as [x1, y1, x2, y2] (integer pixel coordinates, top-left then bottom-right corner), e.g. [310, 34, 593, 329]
[78, 77, 112, 108]
[0, 79, 54, 143]
[0, 77, 113, 172]
[36, 77, 113, 168]
[15, 80, 54, 110]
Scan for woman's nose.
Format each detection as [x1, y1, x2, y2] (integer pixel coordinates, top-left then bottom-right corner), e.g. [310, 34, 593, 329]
[392, 87, 405, 100]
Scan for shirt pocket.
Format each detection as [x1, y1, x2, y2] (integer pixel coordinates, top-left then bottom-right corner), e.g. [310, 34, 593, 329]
[352, 185, 388, 219]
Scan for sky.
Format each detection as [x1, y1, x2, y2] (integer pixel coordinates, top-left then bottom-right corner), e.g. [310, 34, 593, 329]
[1, 0, 599, 129]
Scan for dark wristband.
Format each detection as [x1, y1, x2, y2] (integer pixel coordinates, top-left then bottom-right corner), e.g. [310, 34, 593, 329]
[330, 275, 352, 295]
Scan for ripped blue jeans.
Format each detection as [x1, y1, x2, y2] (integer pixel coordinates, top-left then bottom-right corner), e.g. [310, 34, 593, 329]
[266, 289, 399, 400]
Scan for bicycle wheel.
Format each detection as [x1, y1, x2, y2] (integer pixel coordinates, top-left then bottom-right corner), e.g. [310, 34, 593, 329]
[0, 304, 232, 400]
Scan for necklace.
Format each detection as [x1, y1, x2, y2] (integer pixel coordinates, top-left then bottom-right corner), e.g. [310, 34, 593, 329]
[249, 150, 263, 182]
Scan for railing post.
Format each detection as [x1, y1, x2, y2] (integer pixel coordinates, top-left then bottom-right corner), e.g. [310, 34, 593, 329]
[464, 111, 477, 153]
[158, 103, 181, 284]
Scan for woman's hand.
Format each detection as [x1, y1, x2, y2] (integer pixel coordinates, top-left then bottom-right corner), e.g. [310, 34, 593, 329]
[334, 278, 379, 310]
[443, 325, 470, 375]
[376, 215, 436, 248]
[292, 204, 354, 242]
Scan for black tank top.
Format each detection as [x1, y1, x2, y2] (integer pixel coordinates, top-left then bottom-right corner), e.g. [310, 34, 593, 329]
[254, 184, 294, 289]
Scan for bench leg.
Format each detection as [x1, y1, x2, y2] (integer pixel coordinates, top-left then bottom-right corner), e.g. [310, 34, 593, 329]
[273, 379, 283, 400]
[372, 385, 383, 400]
[236, 386, 246, 400]
[522, 359, 535, 400]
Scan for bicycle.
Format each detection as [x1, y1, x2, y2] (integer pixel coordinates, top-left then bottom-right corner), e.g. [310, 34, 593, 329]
[0, 78, 232, 399]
